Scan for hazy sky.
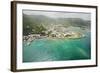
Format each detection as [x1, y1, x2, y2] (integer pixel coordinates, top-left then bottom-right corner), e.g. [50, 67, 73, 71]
[23, 10, 91, 20]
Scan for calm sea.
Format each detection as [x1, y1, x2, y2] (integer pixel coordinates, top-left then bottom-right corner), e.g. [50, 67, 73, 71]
[23, 32, 91, 62]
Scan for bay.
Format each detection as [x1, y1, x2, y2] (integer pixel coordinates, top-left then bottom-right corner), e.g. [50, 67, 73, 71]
[23, 32, 91, 62]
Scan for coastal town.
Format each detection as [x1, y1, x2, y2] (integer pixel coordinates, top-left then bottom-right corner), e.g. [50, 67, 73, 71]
[23, 24, 85, 45]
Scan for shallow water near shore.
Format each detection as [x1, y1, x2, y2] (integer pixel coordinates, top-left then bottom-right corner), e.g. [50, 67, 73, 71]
[23, 32, 91, 62]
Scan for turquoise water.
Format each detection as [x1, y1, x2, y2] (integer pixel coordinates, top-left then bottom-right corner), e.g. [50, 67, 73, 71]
[23, 33, 91, 62]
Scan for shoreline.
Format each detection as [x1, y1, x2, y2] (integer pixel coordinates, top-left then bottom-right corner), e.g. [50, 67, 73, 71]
[23, 33, 85, 45]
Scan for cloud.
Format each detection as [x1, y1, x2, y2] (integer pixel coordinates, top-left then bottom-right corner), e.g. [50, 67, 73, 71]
[23, 10, 91, 20]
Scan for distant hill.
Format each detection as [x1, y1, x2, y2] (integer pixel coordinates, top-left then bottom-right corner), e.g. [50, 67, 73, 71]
[23, 14, 90, 35]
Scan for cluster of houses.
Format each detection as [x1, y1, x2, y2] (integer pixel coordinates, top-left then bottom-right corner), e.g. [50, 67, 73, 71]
[45, 24, 84, 38]
[48, 31, 84, 39]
